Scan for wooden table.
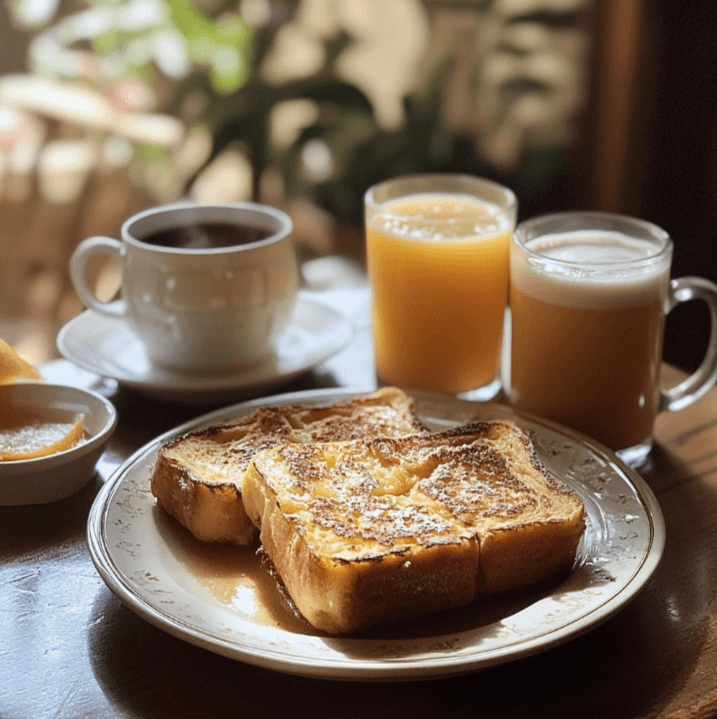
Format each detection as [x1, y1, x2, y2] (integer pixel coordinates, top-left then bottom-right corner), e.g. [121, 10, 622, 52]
[2, 292, 716, 719]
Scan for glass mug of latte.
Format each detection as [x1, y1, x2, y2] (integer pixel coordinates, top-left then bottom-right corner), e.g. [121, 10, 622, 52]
[70, 202, 298, 374]
[507, 211, 717, 467]
[365, 174, 517, 400]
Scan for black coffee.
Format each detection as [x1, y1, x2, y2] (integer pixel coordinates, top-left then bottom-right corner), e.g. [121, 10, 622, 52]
[142, 222, 272, 250]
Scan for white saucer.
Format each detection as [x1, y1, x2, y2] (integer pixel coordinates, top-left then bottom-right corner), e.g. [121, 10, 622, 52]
[56, 294, 354, 404]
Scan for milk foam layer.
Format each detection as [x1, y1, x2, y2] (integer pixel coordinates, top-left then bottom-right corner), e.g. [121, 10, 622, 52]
[511, 230, 671, 310]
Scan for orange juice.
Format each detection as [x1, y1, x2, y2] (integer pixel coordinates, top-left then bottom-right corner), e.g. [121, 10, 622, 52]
[366, 191, 514, 394]
[508, 230, 671, 451]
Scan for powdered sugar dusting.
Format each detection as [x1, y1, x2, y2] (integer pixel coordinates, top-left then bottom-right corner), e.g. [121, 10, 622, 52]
[252, 421, 584, 562]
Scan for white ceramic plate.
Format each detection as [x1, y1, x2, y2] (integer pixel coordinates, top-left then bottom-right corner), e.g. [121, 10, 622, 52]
[57, 294, 354, 404]
[0, 383, 117, 505]
[87, 388, 665, 680]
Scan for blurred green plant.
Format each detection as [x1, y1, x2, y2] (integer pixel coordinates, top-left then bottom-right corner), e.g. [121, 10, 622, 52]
[186, 2, 579, 226]
[11, 0, 253, 94]
[176, 19, 377, 205]
[6, 0, 581, 227]
[7, 0, 384, 213]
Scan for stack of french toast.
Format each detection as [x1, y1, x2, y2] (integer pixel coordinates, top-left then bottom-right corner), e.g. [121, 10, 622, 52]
[150, 387, 585, 635]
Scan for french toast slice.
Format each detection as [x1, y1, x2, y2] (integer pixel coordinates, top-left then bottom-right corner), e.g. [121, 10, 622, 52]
[243, 420, 585, 635]
[150, 387, 428, 545]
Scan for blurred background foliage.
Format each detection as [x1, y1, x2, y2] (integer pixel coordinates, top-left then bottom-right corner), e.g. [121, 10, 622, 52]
[5, 0, 590, 227]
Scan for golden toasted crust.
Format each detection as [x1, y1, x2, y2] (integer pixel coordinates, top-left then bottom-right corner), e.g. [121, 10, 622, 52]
[150, 388, 428, 545]
[243, 421, 585, 635]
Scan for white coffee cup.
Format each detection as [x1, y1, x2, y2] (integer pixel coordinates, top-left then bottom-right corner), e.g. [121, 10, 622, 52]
[70, 202, 299, 373]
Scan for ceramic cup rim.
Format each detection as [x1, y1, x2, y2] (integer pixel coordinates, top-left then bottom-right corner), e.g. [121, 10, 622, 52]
[120, 201, 293, 255]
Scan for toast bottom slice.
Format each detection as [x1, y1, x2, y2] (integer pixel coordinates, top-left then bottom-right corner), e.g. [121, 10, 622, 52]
[243, 420, 586, 635]
[150, 387, 427, 545]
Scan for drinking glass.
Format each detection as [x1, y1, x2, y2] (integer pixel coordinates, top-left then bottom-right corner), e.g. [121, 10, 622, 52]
[365, 174, 517, 399]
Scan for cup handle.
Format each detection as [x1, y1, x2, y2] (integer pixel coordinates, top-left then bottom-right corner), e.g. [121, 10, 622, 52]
[69, 236, 128, 318]
[660, 276, 717, 412]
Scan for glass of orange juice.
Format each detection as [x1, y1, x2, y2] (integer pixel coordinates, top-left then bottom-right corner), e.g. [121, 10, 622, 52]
[507, 211, 717, 467]
[365, 174, 517, 399]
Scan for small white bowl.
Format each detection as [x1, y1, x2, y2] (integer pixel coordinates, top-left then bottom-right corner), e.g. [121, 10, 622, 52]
[0, 383, 117, 505]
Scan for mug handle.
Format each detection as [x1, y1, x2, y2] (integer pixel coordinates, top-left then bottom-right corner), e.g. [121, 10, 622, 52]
[70, 236, 129, 318]
[660, 276, 717, 412]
